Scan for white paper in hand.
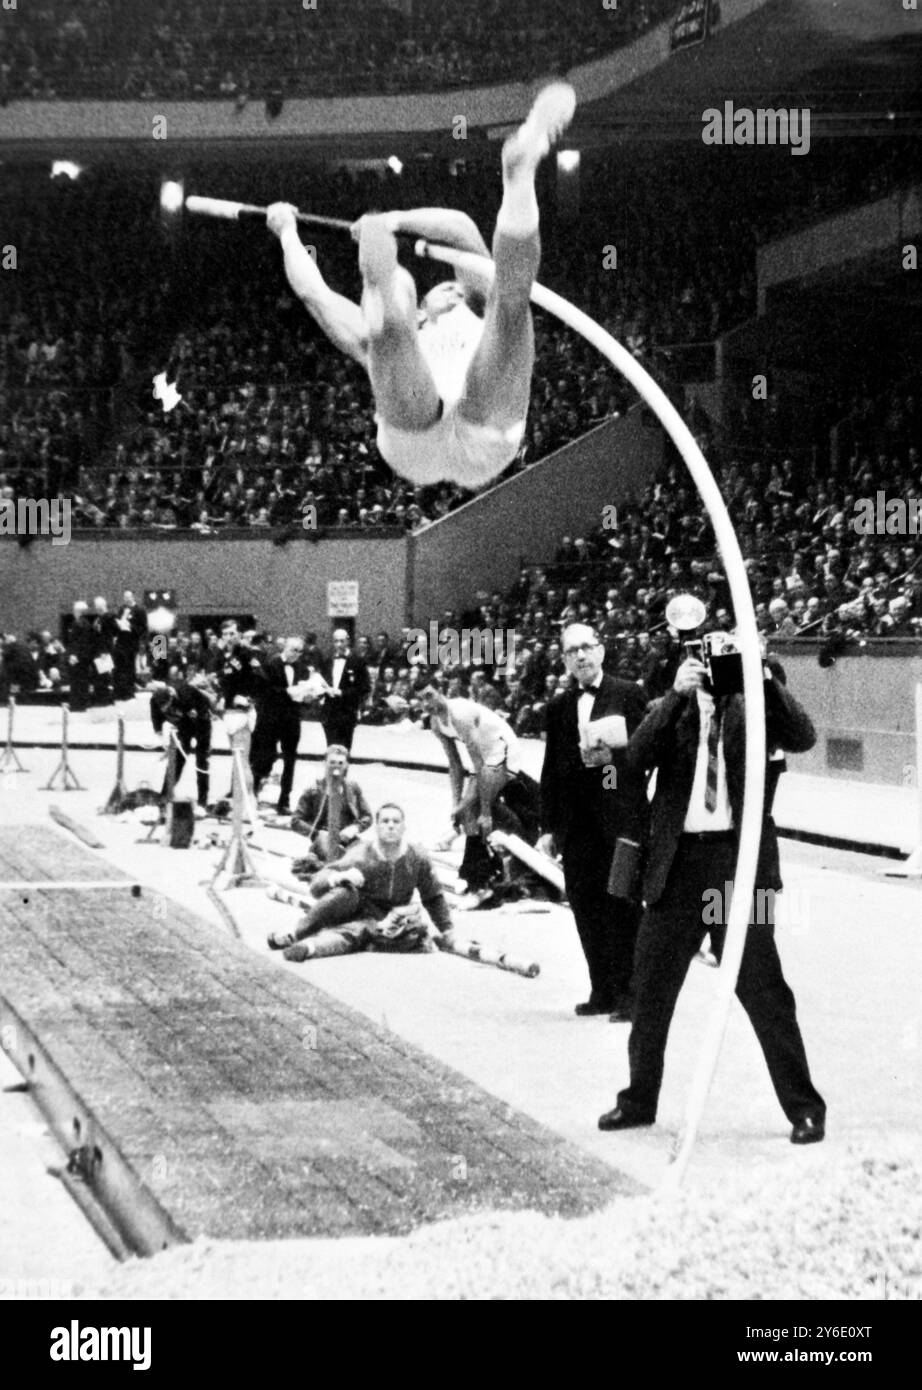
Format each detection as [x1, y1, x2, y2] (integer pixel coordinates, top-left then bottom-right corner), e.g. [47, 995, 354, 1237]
[290, 671, 330, 703]
[584, 714, 628, 750]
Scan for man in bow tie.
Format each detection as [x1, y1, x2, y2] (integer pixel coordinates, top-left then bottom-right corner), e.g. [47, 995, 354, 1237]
[250, 635, 307, 815]
[318, 628, 370, 753]
[539, 623, 650, 1021]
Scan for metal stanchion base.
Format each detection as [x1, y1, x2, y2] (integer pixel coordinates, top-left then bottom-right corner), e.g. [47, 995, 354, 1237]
[41, 767, 85, 791]
[0, 696, 27, 772]
[210, 739, 266, 890]
[41, 713, 85, 791]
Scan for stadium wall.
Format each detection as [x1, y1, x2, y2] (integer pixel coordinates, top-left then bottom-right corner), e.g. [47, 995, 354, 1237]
[0, 534, 409, 639]
[771, 645, 922, 787]
[407, 406, 664, 625]
[757, 189, 922, 312]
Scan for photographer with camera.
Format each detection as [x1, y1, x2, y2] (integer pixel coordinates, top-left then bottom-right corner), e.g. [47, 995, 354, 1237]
[597, 620, 827, 1146]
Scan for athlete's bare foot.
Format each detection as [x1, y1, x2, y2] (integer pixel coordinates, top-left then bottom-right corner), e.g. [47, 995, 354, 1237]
[502, 81, 576, 179]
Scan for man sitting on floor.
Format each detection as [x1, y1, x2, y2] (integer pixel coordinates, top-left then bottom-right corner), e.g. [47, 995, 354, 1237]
[268, 803, 455, 962]
[289, 744, 373, 876]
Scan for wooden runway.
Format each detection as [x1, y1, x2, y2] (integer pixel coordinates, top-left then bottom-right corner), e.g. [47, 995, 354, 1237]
[0, 826, 633, 1249]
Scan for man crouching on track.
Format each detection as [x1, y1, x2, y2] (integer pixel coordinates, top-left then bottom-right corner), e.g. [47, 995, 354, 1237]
[267, 803, 455, 962]
[419, 681, 541, 900]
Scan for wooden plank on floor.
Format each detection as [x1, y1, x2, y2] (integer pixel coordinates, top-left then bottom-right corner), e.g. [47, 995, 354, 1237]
[48, 806, 105, 849]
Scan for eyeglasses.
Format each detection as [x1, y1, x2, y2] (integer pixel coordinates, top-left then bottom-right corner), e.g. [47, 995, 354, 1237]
[563, 642, 599, 657]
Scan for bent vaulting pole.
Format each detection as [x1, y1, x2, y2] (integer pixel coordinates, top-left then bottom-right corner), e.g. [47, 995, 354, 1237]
[417, 239, 766, 1189]
[185, 200, 767, 1183]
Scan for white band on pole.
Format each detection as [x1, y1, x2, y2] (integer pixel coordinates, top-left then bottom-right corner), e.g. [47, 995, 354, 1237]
[488, 829, 566, 894]
[185, 195, 249, 220]
[416, 239, 766, 1187]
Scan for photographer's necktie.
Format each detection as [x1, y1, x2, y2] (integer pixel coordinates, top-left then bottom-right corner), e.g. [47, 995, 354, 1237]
[704, 697, 725, 813]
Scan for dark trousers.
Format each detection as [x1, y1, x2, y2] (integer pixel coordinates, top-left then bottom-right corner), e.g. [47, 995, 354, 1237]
[457, 771, 542, 890]
[91, 659, 114, 706]
[67, 660, 92, 711]
[562, 817, 639, 1006]
[319, 700, 358, 756]
[321, 705, 358, 752]
[162, 718, 211, 806]
[618, 836, 826, 1124]
[497, 771, 541, 844]
[292, 884, 364, 941]
[291, 884, 378, 956]
[251, 713, 301, 806]
[113, 645, 138, 700]
[459, 835, 503, 890]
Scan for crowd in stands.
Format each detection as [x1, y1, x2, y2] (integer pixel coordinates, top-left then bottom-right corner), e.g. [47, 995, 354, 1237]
[0, 0, 676, 103]
[4, 370, 920, 718]
[4, 133, 919, 538]
[3, 94, 920, 728]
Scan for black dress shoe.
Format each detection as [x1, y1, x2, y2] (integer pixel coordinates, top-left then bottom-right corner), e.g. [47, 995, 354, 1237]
[790, 1116, 825, 1145]
[575, 998, 614, 1017]
[598, 1106, 654, 1132]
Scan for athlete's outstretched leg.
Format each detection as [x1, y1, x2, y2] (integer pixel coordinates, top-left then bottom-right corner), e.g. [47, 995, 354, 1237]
[460, 83, 576, 433]
[358, 215, 441, 433]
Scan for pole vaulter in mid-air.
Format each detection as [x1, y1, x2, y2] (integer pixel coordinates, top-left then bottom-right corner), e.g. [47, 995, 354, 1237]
[264, 82, 576, 489]
[185, 87, 770, 1186]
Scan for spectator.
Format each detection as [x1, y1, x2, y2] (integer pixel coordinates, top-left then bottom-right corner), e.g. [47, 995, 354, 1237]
[267, 802, 455, 961]
[290, 744, 374, 874]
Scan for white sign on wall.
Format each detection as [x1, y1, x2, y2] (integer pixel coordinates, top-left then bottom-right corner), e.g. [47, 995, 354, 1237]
[327, 581, 359, 618]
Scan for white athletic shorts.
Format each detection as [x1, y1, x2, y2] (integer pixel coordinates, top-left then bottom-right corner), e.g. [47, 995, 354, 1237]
[376, 405, 526, 489]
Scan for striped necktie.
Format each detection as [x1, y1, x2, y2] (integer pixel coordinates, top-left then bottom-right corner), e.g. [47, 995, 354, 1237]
[704, 697, 726, 813]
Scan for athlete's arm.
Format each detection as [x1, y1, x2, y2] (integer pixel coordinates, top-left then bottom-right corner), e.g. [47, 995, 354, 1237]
[434, 728, 467, 812]
[267, 203, 369, 368]
[381, 208, 492, 302]
[384, 208, 490, 259]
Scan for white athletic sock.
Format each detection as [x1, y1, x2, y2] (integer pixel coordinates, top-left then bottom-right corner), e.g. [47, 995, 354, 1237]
[495, 179, 540, 238]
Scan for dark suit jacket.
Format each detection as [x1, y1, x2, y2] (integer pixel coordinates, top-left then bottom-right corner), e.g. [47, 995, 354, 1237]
[150, 680, 213, 734]
[114, 604, 147, 652]
[91, 612, 118, 658]
[0, 639, 38, 695]
[66, 615, 96, 664]
[253, 653, 307, 724]
[540, 674, 650, 846]
[291, 776, 373, 838]
[625, 674, 815, 907]
[217, 640, 261, 705]
[319, 653, 370, 717]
